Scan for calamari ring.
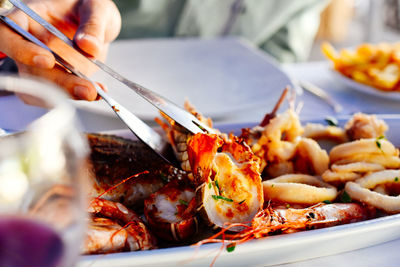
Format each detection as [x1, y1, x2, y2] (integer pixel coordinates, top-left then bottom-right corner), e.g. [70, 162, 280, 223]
[322, 170, 361, 183]
[334, 154, 400, 169]
[302, 123, 348, 143]
[330, 139, 398, 164]
[263, 174, 337, 204]
[345, 170, 400, 213]
[331, 162, 384, 173]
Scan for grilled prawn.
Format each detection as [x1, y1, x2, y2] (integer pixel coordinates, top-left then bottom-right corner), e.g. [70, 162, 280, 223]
[83, 198, 157, 254]
[144, 180, 199, 242]
[197, 203, 373, 248]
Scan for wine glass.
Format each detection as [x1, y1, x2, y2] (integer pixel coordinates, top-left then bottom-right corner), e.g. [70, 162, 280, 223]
[0, 75, 89, 267]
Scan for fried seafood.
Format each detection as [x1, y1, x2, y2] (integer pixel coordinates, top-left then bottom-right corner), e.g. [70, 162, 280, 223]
[189, 134, 264, 230]
[84, 198, 157, 254]
[242, 108, 329, 177]
[302, 123, 348, 143]
[263, 174, 337, 205]
[322, 138, 400, 184]
[144, 180, 199, 242]
[345, 170, 400, 213]
[345, 113, 388, 140]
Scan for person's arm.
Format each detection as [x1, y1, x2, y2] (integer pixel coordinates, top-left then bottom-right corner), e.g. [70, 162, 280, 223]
[0, 0, 121, 101]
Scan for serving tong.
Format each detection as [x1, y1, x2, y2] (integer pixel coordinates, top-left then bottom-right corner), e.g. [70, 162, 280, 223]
[0, 0, 214, 164]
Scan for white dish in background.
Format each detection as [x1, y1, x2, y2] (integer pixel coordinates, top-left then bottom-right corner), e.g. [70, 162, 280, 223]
[331, 70, 400, 101]
[79, 115, 400, 267]
[73, 38, 293, 120]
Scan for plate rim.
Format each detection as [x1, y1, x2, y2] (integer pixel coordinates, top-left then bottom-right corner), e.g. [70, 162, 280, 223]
[331, 70, 400, 100]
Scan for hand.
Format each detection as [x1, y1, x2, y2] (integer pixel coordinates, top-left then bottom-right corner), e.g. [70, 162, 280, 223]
[0, 0, 121, 102]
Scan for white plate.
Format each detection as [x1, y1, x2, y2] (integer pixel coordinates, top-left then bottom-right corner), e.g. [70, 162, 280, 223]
[79, 116, 400, 267]
[73, 38, 293, 120]
[332, 70, 400, 101]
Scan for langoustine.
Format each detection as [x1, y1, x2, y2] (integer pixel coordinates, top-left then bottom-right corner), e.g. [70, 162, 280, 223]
[83, 198, 157, 254]
[144, 179, 199, 242]
[157, 103, 264, 230]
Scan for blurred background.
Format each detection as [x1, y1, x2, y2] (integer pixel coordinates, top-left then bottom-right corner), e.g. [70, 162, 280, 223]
[310, 0, 400, 60]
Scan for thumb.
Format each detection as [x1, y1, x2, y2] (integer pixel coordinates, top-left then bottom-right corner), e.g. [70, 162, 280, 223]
[74, 0, 109, 57]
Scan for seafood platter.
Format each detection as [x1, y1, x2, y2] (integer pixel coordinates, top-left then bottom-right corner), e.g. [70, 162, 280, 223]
[80, 89, 400, 266]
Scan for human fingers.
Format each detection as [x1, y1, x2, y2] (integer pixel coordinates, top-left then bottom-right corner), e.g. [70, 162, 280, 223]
[17, 62, 98, 101]
[74, 0, 121, 57]
[0, 12, 55, 68]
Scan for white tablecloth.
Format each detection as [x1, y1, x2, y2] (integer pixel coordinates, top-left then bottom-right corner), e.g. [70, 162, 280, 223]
[1, 38, 400, 266]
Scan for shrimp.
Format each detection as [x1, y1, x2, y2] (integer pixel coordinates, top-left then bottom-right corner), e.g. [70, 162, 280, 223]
[83, 198, 157, 254]
[197, 203, 373, 248]
[188, 133, 264, 230]
[144, 180, 199, 242]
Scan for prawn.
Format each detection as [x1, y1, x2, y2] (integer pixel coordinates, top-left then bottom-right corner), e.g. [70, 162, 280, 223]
[196, 203, 373, 248]
[83, 198, 157, 254]
[144, 179, 199, 242]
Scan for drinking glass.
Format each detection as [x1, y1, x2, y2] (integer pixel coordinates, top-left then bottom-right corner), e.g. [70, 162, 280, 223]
[0, 75, 89, 267]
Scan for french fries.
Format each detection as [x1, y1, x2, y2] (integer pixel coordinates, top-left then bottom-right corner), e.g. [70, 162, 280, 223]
[322, 42, 400, 92]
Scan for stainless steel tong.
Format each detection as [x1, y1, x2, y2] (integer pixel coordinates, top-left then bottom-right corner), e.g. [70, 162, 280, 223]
[0, 0, 214, 163]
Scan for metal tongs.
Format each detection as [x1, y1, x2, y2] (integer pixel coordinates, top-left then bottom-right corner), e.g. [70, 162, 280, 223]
[0, 0, 214, 164]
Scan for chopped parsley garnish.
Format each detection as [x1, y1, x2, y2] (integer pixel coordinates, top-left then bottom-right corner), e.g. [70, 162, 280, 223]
[376, 136, 386, 151]
[179, 199, 188, 206]
[286, 203, 291, 209]
[212, 195, 233, 202]
[226, 244, 236, 253]
[238, 199, 246, 205]
[322, 200, 332, 204]
[325, 116, 338, 127]
[271, 184, 274, 188]
[208, 182, 212, 189]
[341, 191, 352, 203]
[215, 180, 221, 194]
[395, 177, 399, 182]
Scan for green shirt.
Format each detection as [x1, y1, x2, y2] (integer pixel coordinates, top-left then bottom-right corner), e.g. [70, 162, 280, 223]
[114, 0, 328, 62]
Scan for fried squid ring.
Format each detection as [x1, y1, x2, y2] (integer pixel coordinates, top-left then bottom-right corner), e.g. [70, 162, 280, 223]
[263, 174, 338, 204]
[302, 123, 348, 143]
[322, 170, 361, 183]
[345, 170, 400, 213]
[330, 138, 398, 164]
[331, 162, 385, 173]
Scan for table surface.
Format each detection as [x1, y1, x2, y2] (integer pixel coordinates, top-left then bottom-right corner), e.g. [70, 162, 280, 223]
[1, 38, 400, 266]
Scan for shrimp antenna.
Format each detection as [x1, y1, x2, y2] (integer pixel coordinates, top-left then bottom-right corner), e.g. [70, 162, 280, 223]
[259, 86, 289, 127]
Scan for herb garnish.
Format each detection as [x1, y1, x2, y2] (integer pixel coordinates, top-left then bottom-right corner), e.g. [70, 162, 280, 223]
[376, 136, 386, 151]
[395, 177, 399, 182]
[325, 116, 338, 127]
[322, 200, 332, 204]
[286, 203, 291, 208]
[212, 195, 233, 202]
[215, 179, 221, 194]
[238, 199, 246, 205]
[208, 182, 212, 189]
[226, 243, 236, 253]
[179, 199, 188, 206]
[341, 191, 352, 203]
